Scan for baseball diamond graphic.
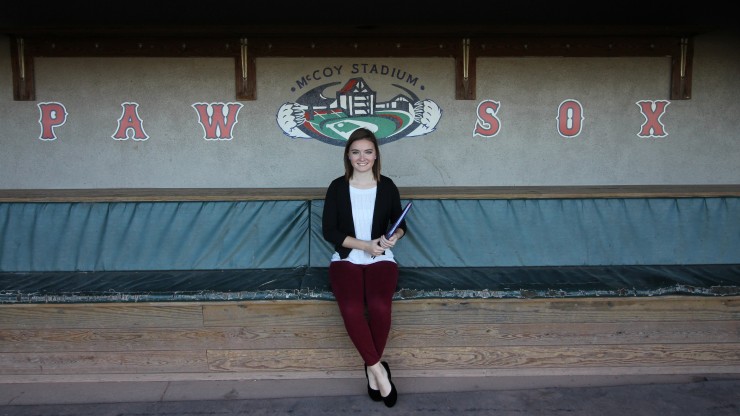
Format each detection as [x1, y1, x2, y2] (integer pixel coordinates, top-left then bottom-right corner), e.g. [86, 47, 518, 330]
[277, 77, 442, 146]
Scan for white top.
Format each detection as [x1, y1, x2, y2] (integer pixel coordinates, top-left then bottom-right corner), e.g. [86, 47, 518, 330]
[331, 185, 395, 264]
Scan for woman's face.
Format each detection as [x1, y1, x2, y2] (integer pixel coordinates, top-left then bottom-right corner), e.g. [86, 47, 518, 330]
[347, 139, 376, 174]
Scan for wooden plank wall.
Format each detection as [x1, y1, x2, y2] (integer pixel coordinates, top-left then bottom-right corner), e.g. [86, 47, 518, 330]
[1, 296, 738, 384]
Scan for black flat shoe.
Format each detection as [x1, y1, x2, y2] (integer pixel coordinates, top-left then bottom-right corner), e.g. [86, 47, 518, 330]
[382, 381, 398, 408]
[365, 364, 382, 401]
[380, 362, 398, 407]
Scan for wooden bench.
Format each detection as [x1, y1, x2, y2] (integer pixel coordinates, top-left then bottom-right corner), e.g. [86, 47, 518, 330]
[1, 186, 739, 402]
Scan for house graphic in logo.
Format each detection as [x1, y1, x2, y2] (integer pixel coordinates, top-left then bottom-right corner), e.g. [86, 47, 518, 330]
[277, 77, 441, 146]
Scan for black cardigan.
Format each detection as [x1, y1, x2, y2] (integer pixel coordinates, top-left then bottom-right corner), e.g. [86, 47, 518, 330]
[322, 175, 407, 259]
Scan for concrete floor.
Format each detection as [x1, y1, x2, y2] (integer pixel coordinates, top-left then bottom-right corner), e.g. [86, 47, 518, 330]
[1, 375, 738, 416]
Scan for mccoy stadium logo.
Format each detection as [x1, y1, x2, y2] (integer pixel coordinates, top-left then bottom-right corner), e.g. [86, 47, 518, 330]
[277, 76, 441, 146]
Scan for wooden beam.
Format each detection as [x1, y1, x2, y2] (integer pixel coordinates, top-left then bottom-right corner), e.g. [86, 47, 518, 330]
[8, 35, 696, 102]
[12, 36, 241, 102]
[1, 185, 739, 203]
[470, 36, 692, 100]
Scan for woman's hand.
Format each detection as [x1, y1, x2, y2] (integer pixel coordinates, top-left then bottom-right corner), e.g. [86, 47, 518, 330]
[365, 231, 403, 257]
[366, 238, 386, 257]
[379, 234, 398, 249]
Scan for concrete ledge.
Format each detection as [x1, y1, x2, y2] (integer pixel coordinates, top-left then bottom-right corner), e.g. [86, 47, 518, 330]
[3, 373, 740, 405]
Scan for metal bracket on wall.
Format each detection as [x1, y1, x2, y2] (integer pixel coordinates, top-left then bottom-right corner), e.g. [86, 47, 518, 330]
[9, 35, 693, 102]
[457, 38, 474, 100]
[673, 37, 694, 99]
[236, 37, 255, 100]
[10, 36, 35, 101]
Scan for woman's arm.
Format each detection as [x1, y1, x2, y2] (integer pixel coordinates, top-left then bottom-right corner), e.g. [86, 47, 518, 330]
[321, 180, 346, 248]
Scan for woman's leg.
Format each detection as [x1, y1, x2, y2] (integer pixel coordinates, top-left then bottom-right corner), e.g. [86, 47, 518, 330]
[329, 261, 380, 365]
[363, 261, 399, 358]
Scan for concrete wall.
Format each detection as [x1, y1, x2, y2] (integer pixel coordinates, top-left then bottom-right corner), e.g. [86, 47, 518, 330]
[1, 28, 738, 189]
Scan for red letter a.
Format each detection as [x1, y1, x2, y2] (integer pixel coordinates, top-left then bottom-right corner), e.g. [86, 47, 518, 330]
[112, 102, 149, 141]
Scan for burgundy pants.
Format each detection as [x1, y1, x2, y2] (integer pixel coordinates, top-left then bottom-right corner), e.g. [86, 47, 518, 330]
[329, 260, 398, 366]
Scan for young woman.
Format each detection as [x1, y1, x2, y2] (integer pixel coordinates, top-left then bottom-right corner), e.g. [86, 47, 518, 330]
[322, 128, 407, 408]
